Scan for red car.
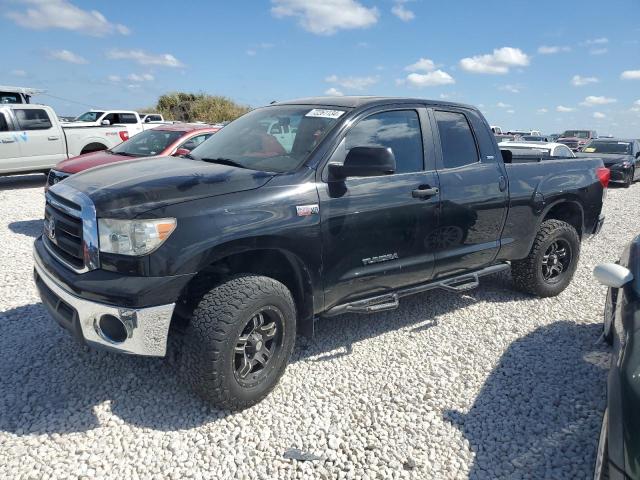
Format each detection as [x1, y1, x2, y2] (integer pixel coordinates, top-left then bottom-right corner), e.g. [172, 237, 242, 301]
[46, 123, 221, 188]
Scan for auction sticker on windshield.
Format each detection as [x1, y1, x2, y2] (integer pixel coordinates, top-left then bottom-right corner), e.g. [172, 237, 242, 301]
[305, 109, 345, 119]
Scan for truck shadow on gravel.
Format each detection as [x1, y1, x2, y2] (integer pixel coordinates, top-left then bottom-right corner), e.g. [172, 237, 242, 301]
[0, 174, 46, 191]
[444, 321, 609, 480]
[8, 219, 42, 238]
[0, 271, 557, 436]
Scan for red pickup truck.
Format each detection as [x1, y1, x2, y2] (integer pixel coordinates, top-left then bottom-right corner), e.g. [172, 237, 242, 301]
[47, 123, 221, 187]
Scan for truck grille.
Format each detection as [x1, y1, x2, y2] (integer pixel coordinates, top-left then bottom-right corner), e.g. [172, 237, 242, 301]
[47, 170, 70, 187]
[559, 140, 578, 149]
[43, 185, 100, 273]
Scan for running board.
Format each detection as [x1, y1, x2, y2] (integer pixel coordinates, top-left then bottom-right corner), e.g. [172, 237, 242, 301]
[323, 263, 510, 317]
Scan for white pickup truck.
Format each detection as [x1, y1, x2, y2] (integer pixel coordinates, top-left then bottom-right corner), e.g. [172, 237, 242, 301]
[63, 110, 165, 137]
[0, 104, 128, 176]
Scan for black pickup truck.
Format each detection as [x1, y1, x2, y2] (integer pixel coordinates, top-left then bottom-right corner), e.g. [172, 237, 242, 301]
[34, 97, 608, 409]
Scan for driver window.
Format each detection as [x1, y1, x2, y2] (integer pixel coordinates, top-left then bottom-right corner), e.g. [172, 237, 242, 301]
[343, 110, 424, 174]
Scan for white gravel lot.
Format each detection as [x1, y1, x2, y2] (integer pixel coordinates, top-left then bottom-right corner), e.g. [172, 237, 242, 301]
[0, 174, 636, 480]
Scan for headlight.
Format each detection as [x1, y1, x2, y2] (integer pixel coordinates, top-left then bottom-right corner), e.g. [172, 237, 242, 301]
[622, 161, 632, 168]
[98, 218, 176, 256]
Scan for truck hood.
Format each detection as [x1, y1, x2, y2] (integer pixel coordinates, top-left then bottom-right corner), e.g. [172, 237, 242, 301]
[575, 152, 633, 167]
[56, 150, 136, 174]
[59, 156, 275, 217]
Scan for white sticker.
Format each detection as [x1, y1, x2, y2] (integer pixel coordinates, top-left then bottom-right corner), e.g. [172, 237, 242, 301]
[305, 109, 345, 119]
[618, 142, 629, 145]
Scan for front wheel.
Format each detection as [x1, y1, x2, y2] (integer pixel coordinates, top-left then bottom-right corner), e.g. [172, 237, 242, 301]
[624, 169, 634, 188]
[511, 219, 580, 297]
[178, 275, 297, 410]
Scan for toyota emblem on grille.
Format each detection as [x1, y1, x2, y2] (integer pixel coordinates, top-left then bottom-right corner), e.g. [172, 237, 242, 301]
[53, 177, 60, 184]
[44, 218, 56, 240]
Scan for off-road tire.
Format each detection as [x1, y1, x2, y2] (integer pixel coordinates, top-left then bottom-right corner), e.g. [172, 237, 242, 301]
[179, 275, 296, 410]
[624, 168, 634, 188]
[511, 219, 580, 297]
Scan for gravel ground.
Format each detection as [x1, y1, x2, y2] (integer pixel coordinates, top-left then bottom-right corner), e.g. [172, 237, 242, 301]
[0, 174, 635, 480]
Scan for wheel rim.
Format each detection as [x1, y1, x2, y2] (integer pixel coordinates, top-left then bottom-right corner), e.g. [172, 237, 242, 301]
[541, 239, 572, 283]
[233, 306, 283, 386]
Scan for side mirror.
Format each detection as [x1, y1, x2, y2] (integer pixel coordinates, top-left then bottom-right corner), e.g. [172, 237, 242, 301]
[173, 148, 191, 157]
[101, 119, 111, 126]
[328, 146, 396, 180]
[593, 263, 633, 288]
[501, 149, 513, 164]
[144, 117, 151, 123]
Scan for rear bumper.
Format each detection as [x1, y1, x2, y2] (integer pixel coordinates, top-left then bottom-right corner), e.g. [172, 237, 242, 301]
[34, 244, 174, 356]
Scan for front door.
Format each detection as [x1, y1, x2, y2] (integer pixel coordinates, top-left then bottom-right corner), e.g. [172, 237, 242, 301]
[319, 107, 441, 309]
[430, 108, 508, 277]
[11, 107, 66, 171]
[0, 109, 22, 172]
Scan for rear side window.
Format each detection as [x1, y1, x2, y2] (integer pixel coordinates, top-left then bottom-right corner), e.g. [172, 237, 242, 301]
[14, 109, 52, 130]
[346, 110, 423, 174]
[118, 113, 138, 124]
[0, 113, 9, 131]
[434, 111, 479, 169]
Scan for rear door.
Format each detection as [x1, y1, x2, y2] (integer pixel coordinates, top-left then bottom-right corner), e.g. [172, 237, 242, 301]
[430, 107, 508, 277]
[0, 109, 23, 173]
[11, 107, 66, 171]
[319, 106, 441, 308]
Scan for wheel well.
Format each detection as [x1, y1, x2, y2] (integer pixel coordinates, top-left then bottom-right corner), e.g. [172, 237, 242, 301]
[174, 249, 314, 334]
[81, 142, 107, 155]
[543, 202, 583, 238]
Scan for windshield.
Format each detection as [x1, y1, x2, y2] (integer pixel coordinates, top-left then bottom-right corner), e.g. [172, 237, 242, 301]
[561, 130, 590, 139]
[582, 141, 632, 154]
[75, 111, 105, 122]
[111, 129, 184, 157]
[189, 105, 347, 173]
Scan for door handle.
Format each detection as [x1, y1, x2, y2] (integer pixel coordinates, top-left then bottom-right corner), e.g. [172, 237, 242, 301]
[412, 186, 439, 199]
[48, 136, 60, 141]
[498, 175, 507, 192]
[1, 139, 15, 143]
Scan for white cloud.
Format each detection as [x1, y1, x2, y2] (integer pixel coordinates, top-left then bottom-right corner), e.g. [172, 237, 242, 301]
[581, 95, 617, 106]
[325, 74, 378, 90]
[271, 0, 379, 35]
[590, 48, 608, 55]
[49, 49, 87, 64]
[405, 70, 455, 87]
[404, 58, 435, 72]
[556, 105, 575, 112]
[459, 47, 530, 74]
[506, 109, 515, 114]
[391, 0, 415, 21]
[537, 108, 548, 114]
[571, 75, 598, 86]
[537, 45, 571, 54]
[107, 75, 121, 82]
[246, 49, 257, 56]
[10, 69, 27, 77]
[325, 87, 344, 96]
[499, 84, 521, 93]
[5, 0, 129, 36]
[584, 37, 608, 45]
[621, 70, 640, 80]
[107, 49, 183, 68]
[127, 73, 154, 82]
[496, 102, 511, 108]
[593, 112, 606, 119]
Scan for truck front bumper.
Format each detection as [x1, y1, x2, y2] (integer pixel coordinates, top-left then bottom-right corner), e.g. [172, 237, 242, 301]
[34, 244, 175, 357]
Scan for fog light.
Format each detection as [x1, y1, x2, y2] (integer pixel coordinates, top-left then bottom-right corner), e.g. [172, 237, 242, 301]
[97, 314, 128, 343]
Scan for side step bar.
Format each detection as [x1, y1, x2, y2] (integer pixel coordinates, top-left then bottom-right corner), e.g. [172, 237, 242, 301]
[323, 262, 510, 317]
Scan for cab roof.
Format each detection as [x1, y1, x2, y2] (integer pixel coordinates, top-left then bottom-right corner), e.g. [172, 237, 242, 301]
[273, 95, 476, 111]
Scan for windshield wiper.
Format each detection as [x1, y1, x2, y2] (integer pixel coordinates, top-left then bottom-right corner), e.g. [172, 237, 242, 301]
[199, 157, 249, 169]
[112, 151, 136, 156]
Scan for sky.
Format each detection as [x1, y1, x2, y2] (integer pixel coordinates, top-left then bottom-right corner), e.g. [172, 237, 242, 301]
[1, 0, 640, 136]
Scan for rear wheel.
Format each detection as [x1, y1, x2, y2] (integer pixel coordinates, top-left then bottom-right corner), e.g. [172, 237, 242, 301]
[178, 275, 296, 410]
[511, 219, 580, 297]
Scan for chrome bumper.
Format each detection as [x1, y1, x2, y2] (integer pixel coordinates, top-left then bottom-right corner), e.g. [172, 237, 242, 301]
[33, 246, 174, 357]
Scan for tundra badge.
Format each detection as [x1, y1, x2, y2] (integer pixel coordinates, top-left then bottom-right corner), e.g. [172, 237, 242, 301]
[296, 204, 319, 217]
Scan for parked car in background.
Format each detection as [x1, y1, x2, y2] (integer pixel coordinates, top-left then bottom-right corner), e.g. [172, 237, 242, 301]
[0, 85, 45, 104]
[0, 104, 128, 176]
[46, 123, 221, 187]
[557, 130, 598, 151]
[548, 133, 561, 142]
[521, 135, 550, 142]
[34, 96, 607, 409]
[498, 141, 575, 159]
[491, 125, 503, 134]
[63, 110, 161, 137]
[495, 134, 517, 142]
[140, 113, 165, 123]
[577, 139, 640, 187]
[593, 235, 640, 480]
